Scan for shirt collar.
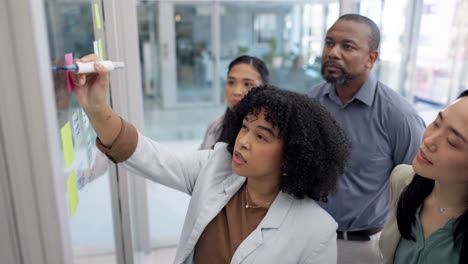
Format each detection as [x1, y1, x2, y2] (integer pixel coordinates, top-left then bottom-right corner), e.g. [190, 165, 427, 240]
[324, 73, 377, 107]
[258, 191, 294, 229]
[353, 74, 377, 106]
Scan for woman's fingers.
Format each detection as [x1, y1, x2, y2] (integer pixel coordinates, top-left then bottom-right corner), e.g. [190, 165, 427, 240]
[70, 53, 104, 87]
[94, 61, 107, 73]
[80, 53, 100, 63]
[94, 62, 110, 88]
[70, 71, 88, 87]
[70, 71, 83, 86]
[79, 75, 87, 86]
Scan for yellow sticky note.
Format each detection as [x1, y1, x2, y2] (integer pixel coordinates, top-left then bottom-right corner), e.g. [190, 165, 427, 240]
[67, 170, 79, 216]
[93, 3, 102, 29]
[60, 122, 75, 168]
[98, 39, 104, 60]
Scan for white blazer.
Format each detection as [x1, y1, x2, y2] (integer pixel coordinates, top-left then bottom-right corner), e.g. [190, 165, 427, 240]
[125, 133, 338, 264]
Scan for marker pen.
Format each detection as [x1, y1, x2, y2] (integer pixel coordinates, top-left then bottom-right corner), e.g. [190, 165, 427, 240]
[62, 61, 125, 74]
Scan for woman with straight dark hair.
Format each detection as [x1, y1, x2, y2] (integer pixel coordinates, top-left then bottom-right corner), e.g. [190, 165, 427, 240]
[380, 90, 468, 264]
[199, 55, 269, 149]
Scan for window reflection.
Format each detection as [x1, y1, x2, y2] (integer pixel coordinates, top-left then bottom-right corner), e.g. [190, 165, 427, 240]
[138, 2, 162, 102]
[220, 2, 338, 94]
[175, 5, 214, 103]
[413, 0, 468, 105]
[357, 0, 468, 106]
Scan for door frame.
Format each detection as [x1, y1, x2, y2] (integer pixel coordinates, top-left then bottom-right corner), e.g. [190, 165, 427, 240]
[0, 0, 73, 263]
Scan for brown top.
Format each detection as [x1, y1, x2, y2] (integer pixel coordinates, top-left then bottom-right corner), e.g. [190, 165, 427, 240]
[95, 117, 139, 163]
[194, 184, 268, 264]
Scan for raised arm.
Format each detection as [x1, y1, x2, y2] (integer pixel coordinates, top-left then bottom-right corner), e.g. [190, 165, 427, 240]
[70, 54, 211, 193]
[71, 54, 121, 146]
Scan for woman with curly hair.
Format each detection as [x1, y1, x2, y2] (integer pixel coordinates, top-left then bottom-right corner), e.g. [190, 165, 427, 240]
[72, 54, 351, 263]
[379, 90, 468, 264]
[200, 55, 269, 149]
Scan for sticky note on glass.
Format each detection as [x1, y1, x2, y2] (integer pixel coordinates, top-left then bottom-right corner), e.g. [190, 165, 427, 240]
[60, 122, 75, 168]
[64, 53, 74, 94]
[71, 110, 82, 144]
[86, 134, 94, 167]
[98, 39, 104, 60]
[81, 108, 90, 129]
[93, 3, 102, 29]
[67, 170, 79, 216]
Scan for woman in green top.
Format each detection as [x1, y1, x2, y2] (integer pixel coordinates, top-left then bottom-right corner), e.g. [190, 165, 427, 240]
[379, 90, 468, 264]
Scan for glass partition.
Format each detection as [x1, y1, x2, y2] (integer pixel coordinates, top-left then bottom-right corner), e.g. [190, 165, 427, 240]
[411, 0, 468, 105]
[220, 1, 339, 94]
[175, 4, 215, 103]
[355, 0, 468, 122]
[138, 2, 163, 104]
[44, 0, 117, 263]
[376, 0, 410, 95]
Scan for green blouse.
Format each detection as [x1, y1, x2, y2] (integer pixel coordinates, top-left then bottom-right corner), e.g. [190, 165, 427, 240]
[394, 207, 460, 264]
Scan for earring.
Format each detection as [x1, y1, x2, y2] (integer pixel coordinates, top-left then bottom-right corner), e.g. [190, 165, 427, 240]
[281, 165, 287, 176]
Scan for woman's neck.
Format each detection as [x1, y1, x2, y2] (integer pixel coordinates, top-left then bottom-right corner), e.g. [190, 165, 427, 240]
[245, 178, 280, 206]
[432, 181, 468, 209]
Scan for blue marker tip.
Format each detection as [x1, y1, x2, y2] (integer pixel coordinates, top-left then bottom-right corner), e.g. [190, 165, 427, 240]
[61, 64, 78, 72]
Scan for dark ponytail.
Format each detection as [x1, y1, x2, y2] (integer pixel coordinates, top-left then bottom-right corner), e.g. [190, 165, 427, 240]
[396, 175, 434, 241]
[455, 89, 468, 264]
[227, 55, 269, 84]
[212, 55, 269, 148]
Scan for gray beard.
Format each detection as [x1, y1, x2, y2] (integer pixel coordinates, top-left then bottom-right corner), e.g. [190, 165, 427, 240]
[320, 62, 360, 85]
[322, 71, 357, 85]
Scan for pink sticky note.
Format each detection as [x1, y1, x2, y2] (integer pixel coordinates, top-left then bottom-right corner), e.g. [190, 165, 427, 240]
[64, 53, 74, 94]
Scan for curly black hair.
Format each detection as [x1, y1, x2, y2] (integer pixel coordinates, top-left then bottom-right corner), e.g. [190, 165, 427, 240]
[223, 85, 351, 201]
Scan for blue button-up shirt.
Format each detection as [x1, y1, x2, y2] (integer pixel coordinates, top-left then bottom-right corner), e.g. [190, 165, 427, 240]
[308, 74, 425, 231]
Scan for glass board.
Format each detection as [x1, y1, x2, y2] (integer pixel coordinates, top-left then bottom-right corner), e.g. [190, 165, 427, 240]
[44, 0, 117, 263]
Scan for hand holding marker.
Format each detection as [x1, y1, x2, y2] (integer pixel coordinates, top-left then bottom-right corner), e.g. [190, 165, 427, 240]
[61, 61, 125, 74]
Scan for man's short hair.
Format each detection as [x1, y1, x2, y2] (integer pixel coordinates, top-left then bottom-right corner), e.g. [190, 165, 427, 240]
[457, 89, 468, 99]
[338, 14, 380, 51]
